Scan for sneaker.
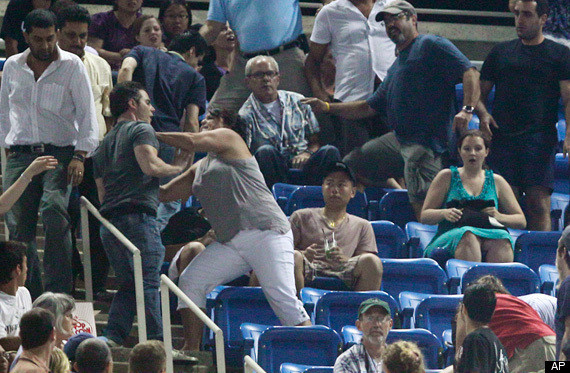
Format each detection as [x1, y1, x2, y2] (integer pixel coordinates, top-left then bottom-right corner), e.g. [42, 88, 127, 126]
[171, 350, 199, 365]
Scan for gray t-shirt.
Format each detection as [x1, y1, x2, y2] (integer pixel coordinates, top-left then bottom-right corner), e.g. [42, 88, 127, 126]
[93, 120, 160, 218]
[193, 154, 290, 243]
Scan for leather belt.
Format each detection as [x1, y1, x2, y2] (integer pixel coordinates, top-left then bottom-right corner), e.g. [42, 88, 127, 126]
[10, 144, 73, 153]
[242, 38, 301, 59]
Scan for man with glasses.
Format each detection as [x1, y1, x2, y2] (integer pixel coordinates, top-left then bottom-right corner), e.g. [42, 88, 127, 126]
[334, 298, 393, 373]
[303, 0, 480, 219]
[239, 55, 341, 188]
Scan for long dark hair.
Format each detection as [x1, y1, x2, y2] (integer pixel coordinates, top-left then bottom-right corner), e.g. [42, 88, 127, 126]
[208, 109, 247, 142]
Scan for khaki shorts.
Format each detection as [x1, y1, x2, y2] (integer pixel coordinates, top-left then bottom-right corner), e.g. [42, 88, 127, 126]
[508, 335, 556, 373]
[302, 253, 361, 289]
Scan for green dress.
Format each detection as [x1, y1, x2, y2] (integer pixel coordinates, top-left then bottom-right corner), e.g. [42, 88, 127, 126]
[424, 166, 514, 258]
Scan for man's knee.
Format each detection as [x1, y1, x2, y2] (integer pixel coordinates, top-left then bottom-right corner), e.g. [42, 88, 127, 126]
[315, 145, 341, 161]
[254, 145, 280, 159]
[356, 253, 383, 276]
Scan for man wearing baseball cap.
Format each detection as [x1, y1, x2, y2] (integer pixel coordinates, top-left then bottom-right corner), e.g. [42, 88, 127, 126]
[334, 298, 393, 373]
[303, 0, 480, 219]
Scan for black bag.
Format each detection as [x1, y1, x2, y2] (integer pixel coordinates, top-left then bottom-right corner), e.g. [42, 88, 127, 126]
[446, 199, 506, 230]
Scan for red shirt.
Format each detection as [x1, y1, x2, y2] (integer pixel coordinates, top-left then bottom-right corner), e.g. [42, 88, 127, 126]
[489, 293, 555, 358]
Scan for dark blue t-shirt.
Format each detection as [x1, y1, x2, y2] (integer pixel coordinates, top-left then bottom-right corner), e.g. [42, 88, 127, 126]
[367, 34, 472, 153]
[127, 46, 207, 132]
[480, 38, 570, 138]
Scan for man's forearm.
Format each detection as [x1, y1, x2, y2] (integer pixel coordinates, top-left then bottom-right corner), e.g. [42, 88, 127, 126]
[462, 68, 481, 108]
[328, 100, 376, 120]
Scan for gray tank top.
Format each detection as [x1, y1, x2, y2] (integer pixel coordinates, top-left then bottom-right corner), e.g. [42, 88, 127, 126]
[193, 154, 290, 243]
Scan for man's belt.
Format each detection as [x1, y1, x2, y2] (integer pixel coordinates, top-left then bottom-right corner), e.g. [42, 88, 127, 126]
[242, 38, 301, 59]
[10, 144, 74, 153]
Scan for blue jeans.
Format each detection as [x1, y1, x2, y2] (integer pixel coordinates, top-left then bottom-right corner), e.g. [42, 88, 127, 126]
[3, 149, 73, 297]
[100, 213, 164, 343]
[254, 144, 341, 187]
[156, 143, 180, 231]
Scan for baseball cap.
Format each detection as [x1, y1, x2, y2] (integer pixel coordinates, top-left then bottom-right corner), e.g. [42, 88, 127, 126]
[63, 332, 95, 362]
[324, 162, 356, 184]
[358, 298, 391, 317]
[376, 0, 417, 22]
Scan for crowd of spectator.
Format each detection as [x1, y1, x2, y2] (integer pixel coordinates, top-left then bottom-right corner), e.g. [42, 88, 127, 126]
[0, 0, 569, 372]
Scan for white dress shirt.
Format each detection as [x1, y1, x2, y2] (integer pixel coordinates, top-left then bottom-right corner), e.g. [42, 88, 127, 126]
[82, 51, 113, 141]
[310, 0, 396, 102]
[0, 46, 99, 153]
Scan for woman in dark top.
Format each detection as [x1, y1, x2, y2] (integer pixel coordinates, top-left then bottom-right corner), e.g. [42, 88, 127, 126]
[158, 0, 192, 47]
[0, 0, 52, 57]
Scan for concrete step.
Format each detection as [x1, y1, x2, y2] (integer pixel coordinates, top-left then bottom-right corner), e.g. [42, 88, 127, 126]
[110, 347, 213, 373]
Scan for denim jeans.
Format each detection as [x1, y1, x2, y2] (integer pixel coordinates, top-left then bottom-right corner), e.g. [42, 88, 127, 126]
[156, 143, 181, 231]
[3, 149, 73, 297]
[100, 213, 164, 343]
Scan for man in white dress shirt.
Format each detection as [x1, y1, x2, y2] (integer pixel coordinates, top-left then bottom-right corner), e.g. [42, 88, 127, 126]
[0, 9, 99, 297]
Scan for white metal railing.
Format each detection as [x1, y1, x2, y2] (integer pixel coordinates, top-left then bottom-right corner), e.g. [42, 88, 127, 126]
[79, 196, 147, 342]
[244, 355, 266, 373]
[160, 274, 226, 373]
[1, 148, 9, 240]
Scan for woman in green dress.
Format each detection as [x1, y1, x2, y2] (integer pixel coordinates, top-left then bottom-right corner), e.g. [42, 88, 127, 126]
[421, 130, 526, 262]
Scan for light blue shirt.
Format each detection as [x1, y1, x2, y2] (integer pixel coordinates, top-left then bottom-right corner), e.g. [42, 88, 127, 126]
[207, 0, 303, 53]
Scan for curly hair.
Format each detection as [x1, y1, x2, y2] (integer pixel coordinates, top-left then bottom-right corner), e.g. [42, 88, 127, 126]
[382, 341, 425, 373]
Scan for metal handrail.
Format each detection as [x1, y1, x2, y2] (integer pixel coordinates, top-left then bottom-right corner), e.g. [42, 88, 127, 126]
[244, 355, 266, 373]
[160, 274, 226, 373]
[1, 148, 8, 240]
[79, 196, 147, 343]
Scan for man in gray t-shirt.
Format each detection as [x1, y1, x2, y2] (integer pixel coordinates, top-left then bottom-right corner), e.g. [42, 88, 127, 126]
[92, 82, 189, 346]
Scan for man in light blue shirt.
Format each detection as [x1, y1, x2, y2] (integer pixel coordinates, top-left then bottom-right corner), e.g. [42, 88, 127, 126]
[200, 0, 311, 112]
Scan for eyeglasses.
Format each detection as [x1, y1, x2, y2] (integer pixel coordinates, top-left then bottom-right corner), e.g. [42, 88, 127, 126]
[248, 71, 279, 79]
[361, 315, 390, 323]
[383, 12, 408, 24]
[165, 14, 188, 20]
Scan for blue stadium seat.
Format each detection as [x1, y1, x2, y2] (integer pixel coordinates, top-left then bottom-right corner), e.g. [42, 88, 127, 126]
[212, 287, 280, 366]
[314, 291, 399, 335]
[514, 231, 561, 273]
[414, 294, 463, 344]
[300, 287, 329, 321]
[554, 153, 569, 194]
[399, 291, 431, 329]
[285, 186, 369, 219]
[551, 192, 570, 230]
[184, 195, 201, 208]
[241, 323, 271, 361]
[446, 259, 540, 296]
[272, 183, 301, 212]
[243, 325, 342, 373]
[377, 190, 416, 229]
[442, 329, 454, 367]
[539, 264, 559, 297]
[405, 222, 438, 258]
[381, 258, 448, 301]
[280, 363, 333, 373]
[364, 187, 391, 220]
[557, 121, 567, 153]
[341, 326, 443, 369]
[371, 220, 407, 258]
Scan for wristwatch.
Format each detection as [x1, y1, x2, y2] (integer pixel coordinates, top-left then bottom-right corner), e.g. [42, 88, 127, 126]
[462, 105, 475, 114]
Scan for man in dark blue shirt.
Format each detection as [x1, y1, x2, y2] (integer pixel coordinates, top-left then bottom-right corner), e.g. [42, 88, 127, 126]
[303, 0, 479, 217]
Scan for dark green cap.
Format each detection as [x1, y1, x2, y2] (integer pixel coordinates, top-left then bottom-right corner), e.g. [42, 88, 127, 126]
[358, 298, 391, 317]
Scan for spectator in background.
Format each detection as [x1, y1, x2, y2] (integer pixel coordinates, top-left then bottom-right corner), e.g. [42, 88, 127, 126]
[334, 298, 393, 373]
[74, 338, 113, 373]
[0, 0, 52, 57]
[453, 284, 508, 373]
[240, 56, 341, 188]
[556, 226, 570, 360]
[56, 3, 114, 302]
[118, 31, 207, 229]
[474, 275, 555, 372]
[0, 242, 32, 352]
[158, 0, 192, 47]
[133, 15, 166, 51]
[305, 0, 396, 155]
[11, 309, 55, 373]
[509, 0, 570, 48]
[33, 292, 77, 350]
[199, 25, 237, 101]
[382, 341, 426, 373]
[63, 332, 94, 370]
[88, 0, 142, 70]
[303, 0, 480, 218]
[49, 347, 70, 373]
[199, 0, 312, 112]
[128, 340, 166, 373]
[0, 9, 99, 298]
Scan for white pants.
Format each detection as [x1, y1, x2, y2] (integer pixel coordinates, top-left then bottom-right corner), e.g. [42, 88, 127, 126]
[177, 229, 309, 326]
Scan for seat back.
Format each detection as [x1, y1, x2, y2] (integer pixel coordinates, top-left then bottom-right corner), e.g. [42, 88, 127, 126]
[514, 231, 561, 273]
[257, 326, 342, 373]
[371, 221, 408, 258]
[341, 325, 361, 349]
[314, 291, 399, 335]
[539, 264, 559, 296]
[551, 192, 570, 230]
[460, 262, 540, 296]
[300, 288, 329, 321]
[386, 329, 443, 369]
[398, 291, 431, 329]
[272, 183, 302, 212]
[405, 222, 438, 258]
[381, 258, 448, 300]
[378, 190, 417, 229]
[414, 295, 463, 343]
[554, 154, 570, 194]
[280, 363, 333, 373]
[286, 186, 368, 218]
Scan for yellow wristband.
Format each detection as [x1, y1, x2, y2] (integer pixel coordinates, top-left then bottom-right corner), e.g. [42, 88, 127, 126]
[324, 101, 330, 112]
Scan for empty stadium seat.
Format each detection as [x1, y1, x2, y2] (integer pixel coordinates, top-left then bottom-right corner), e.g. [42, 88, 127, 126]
[285, 185, 368, 218]
[539, 264, 559, 297]
[280, 363, 333, 373]
[514, 231, 561, 272]
[300, 287, 329, 321]
[551, 192, 570, 230]
[399, 291, 431, 329]
[446, 259, 540, 296]
[405, 222, 438, 258]
[413, 294, 463, 343]
[554, 153, 569, 194]
[371, 220, 408, 258]
[377, 189, 417, 229]
[272, 183, 302, 212]
[314, 291, 399, 335]
[381, 258, 448, 300]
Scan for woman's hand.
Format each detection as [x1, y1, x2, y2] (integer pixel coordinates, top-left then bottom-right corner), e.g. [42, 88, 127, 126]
[443, 208, 463, 223]
[25, 156, 58, 178]
[482, 207, 498, 218]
